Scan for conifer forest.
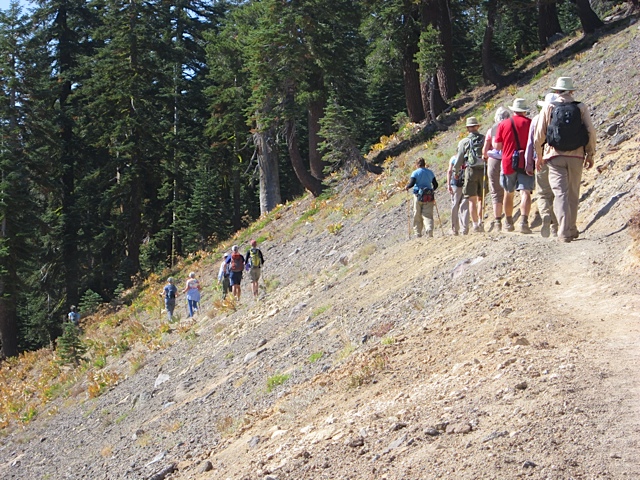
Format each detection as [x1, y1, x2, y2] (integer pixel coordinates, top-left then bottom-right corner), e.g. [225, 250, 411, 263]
[0, 0, 626, 357]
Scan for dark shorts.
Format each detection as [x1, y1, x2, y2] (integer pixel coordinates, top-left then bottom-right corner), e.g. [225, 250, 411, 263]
[500, 172, 535, 193]
[230, 271, 243, 286]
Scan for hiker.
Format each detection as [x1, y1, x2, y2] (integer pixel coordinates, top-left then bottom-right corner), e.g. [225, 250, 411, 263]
[182, 272, 201, 318]
[229, 245, 245, 301]
[446, 155, 469, 235]
[405, 157, 438, 238]
[161, 277, 178, 321]
[526, 93, 559, 237]
[453, 117, 486, 233]
[245, 240, 265, 300]
[68, 306, 80, 326]
[493, 98, 534, 233]
[217, 253, 231, 299]
[482, 107, 511, 231]
[534, 77, 596, 243]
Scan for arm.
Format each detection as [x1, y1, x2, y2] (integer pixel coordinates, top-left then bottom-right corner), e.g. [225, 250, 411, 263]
[580, 103, 597, 169]
[453, 139, 466, 171]
[524, 116, 537, 174]
[405, 177, 416, 191]
[432, 177, 439, 190]
[534, 105, 551, 170]
[446, 162, 454, 193]
[259, 250, 265, 265]
[482, 128, 492, 159]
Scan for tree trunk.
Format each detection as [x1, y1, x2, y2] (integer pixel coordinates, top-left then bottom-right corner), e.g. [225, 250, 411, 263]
[420, 80, 432, 124]
[538, 0, 563, 48]
[429, 74, 448, 120]
[572, 0, 604, 34]
[482, 0, 504, 87]
[254, 126, 281, 215]
[0, 277, 18, 359]
[436, 0, 457, 99]
[57, 4, 80, 306]
[308, 97, 326, 180]
[284, 85, 324, 197]
[402, 40, 426, 123]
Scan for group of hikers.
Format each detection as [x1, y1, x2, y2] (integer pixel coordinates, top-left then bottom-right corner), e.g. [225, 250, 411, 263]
[159, 240, 265, 321]
[407, 76, 596, 242]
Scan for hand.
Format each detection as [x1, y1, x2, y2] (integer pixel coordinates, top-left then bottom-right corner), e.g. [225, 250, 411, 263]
[535, 157, 545, 172]
[584, 157, 594, 169]
[447, 185, 453, 194]
[526, 169, 534, 176]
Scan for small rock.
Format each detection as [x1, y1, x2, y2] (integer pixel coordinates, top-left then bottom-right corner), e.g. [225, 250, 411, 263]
[610, 453, 622, 459]
[243, 351, 258, 363]
[522, 460, 537, 468]
[513, 337, 530, 346]
[515, 381, 528, 390]
[500, 307, 513, 317]
[390, 422, 407, 432]
[257, 339, 267, 347]
[148, 463, 177, 480]
[264, 475, 279, 480]
[482, 431, 508, 443]
[604, 123, 619, 136]
[154, 374, 170, 389]
[609, 133, 629, 147]
[386, 434, 407, 451]
[424, 427, 440, 437]
[199, 460, 213, 473]
[346, 437, 365, 448]
[338, 254, 349, 265]
[248, 436, 261, 448]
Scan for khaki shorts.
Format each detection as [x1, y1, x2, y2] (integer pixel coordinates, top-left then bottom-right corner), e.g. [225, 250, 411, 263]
[463, 166, 485, 198]
[249, 267, 261, 282]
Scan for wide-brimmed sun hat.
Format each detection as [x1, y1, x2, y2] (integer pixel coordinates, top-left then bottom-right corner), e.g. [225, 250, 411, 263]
[509, 98, 528, 113]
[231, 245, 239, 252]
[537, 92, 559, 108]
[551, 76, 576, 91]
[465, 117, 480, 127]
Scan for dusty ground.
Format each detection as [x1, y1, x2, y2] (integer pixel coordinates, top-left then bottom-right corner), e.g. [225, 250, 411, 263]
[1, 14, 639, 480]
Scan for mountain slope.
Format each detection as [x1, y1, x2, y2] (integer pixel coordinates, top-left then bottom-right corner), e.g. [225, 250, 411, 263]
[1, 15, 640, 480]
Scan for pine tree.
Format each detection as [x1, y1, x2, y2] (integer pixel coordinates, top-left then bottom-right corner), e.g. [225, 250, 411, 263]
[56, 321, 86, 365]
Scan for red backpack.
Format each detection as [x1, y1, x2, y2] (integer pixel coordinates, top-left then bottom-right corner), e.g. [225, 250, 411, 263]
[230, 252, 245, 272]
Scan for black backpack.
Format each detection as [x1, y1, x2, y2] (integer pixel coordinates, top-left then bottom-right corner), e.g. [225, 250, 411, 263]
[546, 101, 589, 151]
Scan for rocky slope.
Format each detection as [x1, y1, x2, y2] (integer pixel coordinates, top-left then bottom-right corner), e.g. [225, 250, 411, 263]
[1, 15, 640, 480]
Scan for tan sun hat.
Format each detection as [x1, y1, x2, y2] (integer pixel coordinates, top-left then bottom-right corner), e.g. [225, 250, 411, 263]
[465, 117, 480, 127]
[537, 92, 559, 108]
[508, 98, 528, 113]
[551, 76, 575, 91]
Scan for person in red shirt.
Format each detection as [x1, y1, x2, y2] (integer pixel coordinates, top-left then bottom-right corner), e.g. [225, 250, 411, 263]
[494, 98, 534, 234]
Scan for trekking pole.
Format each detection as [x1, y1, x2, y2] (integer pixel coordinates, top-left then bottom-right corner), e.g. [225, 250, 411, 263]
[434, 195, 445, 236]
[481, 161, 487, 227]
[407, 191, 412, 239]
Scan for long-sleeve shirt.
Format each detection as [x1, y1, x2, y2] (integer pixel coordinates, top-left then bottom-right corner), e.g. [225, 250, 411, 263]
[525, 114, 540, 173]
[534, 92, 597, 163]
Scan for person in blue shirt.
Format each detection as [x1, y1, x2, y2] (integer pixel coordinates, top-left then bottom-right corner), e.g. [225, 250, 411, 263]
[405, 157, 439, 238]
[182, 272, 201, 318]
[68, 306, 80, 326]
[161, 277, 178, 321]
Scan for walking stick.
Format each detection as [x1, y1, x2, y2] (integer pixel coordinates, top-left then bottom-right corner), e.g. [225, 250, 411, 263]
[407, 191, 412, 239]
[481, 161, 487, 227]
[434, 194, 445, 236]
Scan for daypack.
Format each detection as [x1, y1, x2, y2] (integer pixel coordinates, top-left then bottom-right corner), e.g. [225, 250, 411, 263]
[546, 101, 589, 151]
[249, 248, 262, 268]
[230, 252, 245, 272]
[415, 188, 434, 203]
[166, 285, 177, 299]
[465, 133, 485, 167]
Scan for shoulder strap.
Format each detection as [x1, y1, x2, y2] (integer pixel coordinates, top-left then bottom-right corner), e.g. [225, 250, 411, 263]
[509, 118, 522, 151]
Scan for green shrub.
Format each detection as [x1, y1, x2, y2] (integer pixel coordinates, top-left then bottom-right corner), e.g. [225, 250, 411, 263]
[78, 289, 103, 316]
[266, 373, 290, 393]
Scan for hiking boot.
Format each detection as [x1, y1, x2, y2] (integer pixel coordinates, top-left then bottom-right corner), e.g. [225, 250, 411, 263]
[473, 223, 484, 233]
[551, 224, 558, 237]
[504, 217, 515, 232]
[540, 216, 551, 238]
[559, 236, 572, 243]
[426, 230, 433, 238]
[493, 219, 502, 232]
[451, 229, 459, 236]
[519, 219, 532, 234]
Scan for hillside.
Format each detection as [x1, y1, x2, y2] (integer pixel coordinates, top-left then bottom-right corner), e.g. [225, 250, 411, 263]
[1, 15, 640, 480]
